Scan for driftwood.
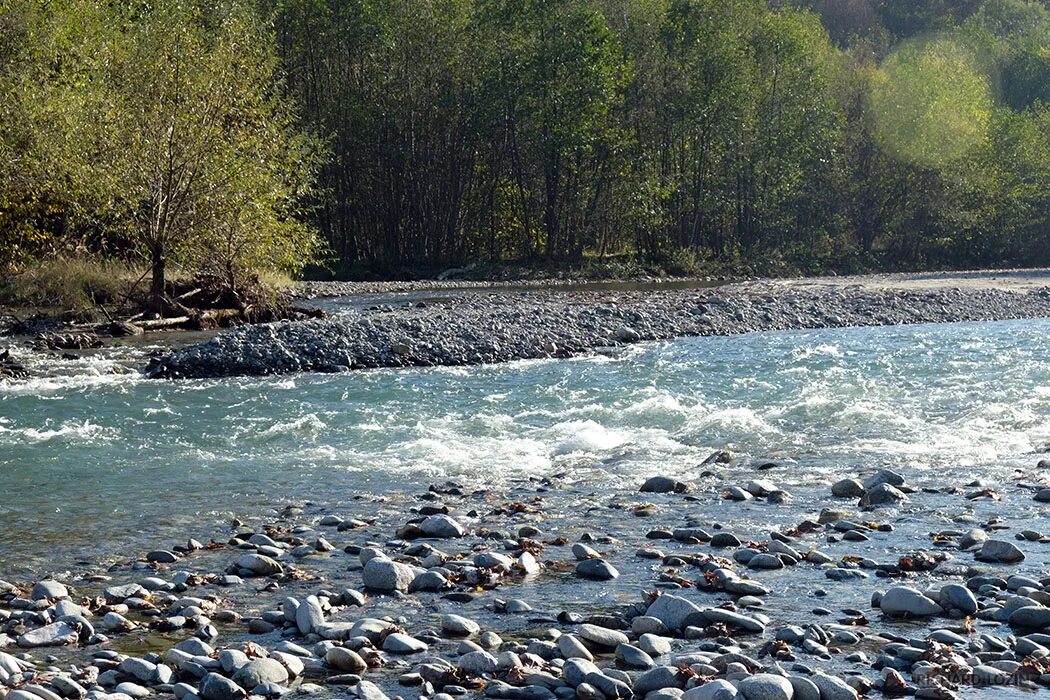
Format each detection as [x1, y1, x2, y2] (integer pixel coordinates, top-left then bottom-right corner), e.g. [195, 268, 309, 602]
[135, 308, 244, 332]
[135, 316, 193, 331]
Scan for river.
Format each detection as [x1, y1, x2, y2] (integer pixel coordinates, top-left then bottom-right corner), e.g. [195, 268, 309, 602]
[3, 314, 1048, 580]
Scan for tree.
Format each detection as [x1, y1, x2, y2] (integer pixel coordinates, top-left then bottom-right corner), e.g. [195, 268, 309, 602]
[94, 1, 319, 312]
[0, 0, 110, 272]
[475, 0, 629, 261]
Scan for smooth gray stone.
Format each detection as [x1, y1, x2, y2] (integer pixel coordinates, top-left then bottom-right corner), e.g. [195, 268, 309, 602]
[232, 659, 289, 688]
[198, 673, 246, 700]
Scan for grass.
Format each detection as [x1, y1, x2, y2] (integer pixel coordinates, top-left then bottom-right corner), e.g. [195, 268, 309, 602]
[0, 255, 150, 315]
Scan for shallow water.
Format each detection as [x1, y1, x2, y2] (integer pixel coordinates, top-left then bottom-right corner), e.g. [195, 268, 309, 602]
[3, 315, 1050, 580]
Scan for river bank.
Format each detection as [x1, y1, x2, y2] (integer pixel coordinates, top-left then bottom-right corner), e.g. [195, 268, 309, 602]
[146, 270, 1050, 379]
[5, 459, 1050, 700]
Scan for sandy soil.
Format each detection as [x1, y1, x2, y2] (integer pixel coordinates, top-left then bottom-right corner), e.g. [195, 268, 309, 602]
[744, 267, 1050, 292]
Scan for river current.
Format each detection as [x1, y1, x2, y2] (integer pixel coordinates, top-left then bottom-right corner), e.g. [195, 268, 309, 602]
[2, 315, 1049, 579]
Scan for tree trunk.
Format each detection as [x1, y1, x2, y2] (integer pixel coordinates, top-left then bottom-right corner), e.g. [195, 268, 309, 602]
[150, 246, 166, 316]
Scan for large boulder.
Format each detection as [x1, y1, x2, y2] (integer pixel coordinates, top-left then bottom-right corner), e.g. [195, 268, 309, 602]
[879, 586, 942, 617]
[31, 580, 69, 601]
[198, 673, 247, 700]
[859, 483, 908, 508]
[1009, 606, 1050, 630]
[17, 622, 79, 648]
[737, 674, 793, 700]
[646, 594, 704, 632]
[295, 595, 324, 635]
[420, 514, 467, 538]
[361, 558, 417, 592]
[326, 647, 367, 673]
[232, 658, 289, 689]
[233, 554, 283, 577]
[976, 540, 1025, 564]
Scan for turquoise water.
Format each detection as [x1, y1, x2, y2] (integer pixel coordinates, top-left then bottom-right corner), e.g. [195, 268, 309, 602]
[2, 317, 1050, 578]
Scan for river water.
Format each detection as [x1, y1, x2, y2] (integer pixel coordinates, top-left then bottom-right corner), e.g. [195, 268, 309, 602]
[2, 315, 1049, 580]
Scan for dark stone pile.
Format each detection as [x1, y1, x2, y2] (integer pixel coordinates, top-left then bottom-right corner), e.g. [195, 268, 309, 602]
[144, 286, 1050, 379]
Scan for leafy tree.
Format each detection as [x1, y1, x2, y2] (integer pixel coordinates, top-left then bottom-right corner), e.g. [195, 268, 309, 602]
[94, 1, 320, 310]
[477, 0, 629, 260]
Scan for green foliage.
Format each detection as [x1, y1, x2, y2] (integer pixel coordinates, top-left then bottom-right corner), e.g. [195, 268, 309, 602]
[0, 0, 320, 303]
[871, 37, 994, 168]
[4, 0, 1050, 282]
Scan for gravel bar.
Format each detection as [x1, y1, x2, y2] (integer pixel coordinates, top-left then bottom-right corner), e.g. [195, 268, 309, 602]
[144, 284, 1050, 379]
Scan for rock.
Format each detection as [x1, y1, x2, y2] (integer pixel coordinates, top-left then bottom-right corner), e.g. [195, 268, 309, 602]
[562, 659, 601, 688]
[737, 674, 793, 700]
[325, 647, 367, 673]
[474, 552, 515, 570]
[573, 543, 602, 560]
[1035, 489, 1050, 503]
[576, 559, 619, 580]
[383, 633, 428, 654]
[880, 586, 943, 617]
[859, 483, 908, 507]
[638, 632, 672, 657]
[810, 673, 857, 700]
[409, 570, 450, 592]
[703, 608, 764, 633]
[115, 682, 151, 698]
[198, 673, 247, 700]
[960, 528, 988, 549]
[119, 658, 159, 684]
[362, 558, 417, 592]
[458, 651, 499, 676]
[354, 681, 390, 700]
[1009, 606, 1050, 629]
[747, 553, 783, 570]
[977, 540, 1025, 563]
[646, 594, 704, 631]
[219, 649, 250, 674]
[296, 595, 325, 635]
[831, 479, 864, 498]
[234, 554, 283, 577]
[176, 638, 215, 657]
[723, 486, 752, 501]
[558, 634, 594, 661]
[270, 651, 303, 679]
[788, 677, 820, 700]
[17, 622, 79, 648]
[583, 672, 632, 699]
[633, 666, 683, 695]
[681, 679, 739, 700]
[232, 659, 289, 689]
[442, 614, 480, 637]
[615, 643, 655, 668]
[147, 550, 178, 564]
[939, 584, 978, 615]
[31, 580, 69, 600]
[710, 533, 741, 548]
[863, 469, 905, 489]
[615, 326, 641, 342]
[420, 514, 467, 538]
[577, 624, 629, 648]
[640, 477, 690, 494]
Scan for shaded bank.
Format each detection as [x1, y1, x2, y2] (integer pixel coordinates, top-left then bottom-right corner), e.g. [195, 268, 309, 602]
[145, 282, 1050, 379]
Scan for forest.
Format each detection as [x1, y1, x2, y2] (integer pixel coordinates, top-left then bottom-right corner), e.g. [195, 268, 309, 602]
[3, 0, 1050, 301]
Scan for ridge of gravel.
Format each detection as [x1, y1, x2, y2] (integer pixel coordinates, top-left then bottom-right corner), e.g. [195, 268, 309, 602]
[144, 283, 1050, 379]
